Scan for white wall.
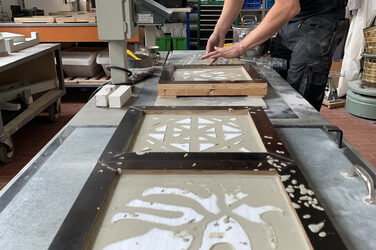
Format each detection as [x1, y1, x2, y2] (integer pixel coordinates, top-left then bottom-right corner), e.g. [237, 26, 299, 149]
[1, 0, 75, 17]
[1, 0, 18, 20]
[24, 0, 73, 14]
[79, 0, 87, 11]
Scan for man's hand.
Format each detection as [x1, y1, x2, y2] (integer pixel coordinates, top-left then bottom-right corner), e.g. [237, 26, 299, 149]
[200, 0, 301, 64]
[204, 30, 226, 55]
[201, 43, 247, 64]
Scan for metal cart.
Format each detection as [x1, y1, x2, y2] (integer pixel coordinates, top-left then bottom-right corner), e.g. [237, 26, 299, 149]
[0, 43, 65, 163]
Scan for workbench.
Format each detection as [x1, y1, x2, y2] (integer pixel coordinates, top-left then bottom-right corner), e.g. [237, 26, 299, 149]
[0, 43, 65, 163]
[0, 51, 375, 249]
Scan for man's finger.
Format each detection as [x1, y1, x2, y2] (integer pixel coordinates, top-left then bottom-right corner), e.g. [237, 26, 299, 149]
[200, 54, 211, 60]
[205, 42, 212, 54]
[214, 46, 224, 52]
[202, 50, 220, 59]
[201, 50, 217, 59]
[210, 53, 221, 60]
[209, 57, 218, 65]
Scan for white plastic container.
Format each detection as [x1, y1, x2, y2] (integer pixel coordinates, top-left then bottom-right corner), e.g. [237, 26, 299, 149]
[0, 38, 6, 55]
[96, 49, 111, 77]
[0, 32, 26, 43]
[62, 47, 102, 77]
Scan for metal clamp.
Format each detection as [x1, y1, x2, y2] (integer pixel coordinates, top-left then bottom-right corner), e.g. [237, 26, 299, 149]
[242, 15, 258, 25]
[342, 165, 376, 206]
[324, 126, 343, 148]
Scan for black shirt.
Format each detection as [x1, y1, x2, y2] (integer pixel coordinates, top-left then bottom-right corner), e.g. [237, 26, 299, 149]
[292, 0, 346, 21]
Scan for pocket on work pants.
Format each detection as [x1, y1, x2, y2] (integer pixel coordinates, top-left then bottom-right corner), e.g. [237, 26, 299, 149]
[295, 17, 337, 59]
[302, 58, 331, 110]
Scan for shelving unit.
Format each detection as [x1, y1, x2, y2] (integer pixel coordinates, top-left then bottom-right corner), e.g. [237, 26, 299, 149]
[198, 1, 229, 50]
[197, 0, 272, 50]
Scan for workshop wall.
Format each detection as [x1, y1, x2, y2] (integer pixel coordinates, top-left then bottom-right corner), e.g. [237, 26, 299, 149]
[1, 0, 74, 18]
[24, 0, 73, 14]
[1, 0, 17, 19]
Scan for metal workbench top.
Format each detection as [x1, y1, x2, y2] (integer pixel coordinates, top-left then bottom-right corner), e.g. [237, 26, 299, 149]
[0, 51, 375, 249]
[0, 43, 60, 73]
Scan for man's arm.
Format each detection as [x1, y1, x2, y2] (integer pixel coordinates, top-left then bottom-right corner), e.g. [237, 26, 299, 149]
[202, 0, 301, 63]
[204, 0, 244, 54]
[213, 0, 244, 37]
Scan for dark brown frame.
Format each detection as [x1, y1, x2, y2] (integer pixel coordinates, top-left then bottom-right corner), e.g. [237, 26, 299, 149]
[120, 106, 289, 157]
[158, 64, 267, 97]
[49, 107, 347, 250]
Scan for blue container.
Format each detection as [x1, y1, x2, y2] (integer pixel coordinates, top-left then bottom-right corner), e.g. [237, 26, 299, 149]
[265, 0, 275, 8]
[242, 0, 262, 9]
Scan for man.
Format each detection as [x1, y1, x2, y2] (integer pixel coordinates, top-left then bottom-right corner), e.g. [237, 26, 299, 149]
[202, 0, 347, 111]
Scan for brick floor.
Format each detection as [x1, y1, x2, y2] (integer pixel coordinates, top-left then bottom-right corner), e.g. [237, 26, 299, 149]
[320, 103, 376, 167]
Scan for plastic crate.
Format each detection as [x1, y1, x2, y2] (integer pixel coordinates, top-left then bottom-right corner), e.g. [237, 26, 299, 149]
[156, 35, 172, 51]
[265, 0, 275, 8]
[96, 49, 111, 76]
[172, 37, 187, 50]
[242, 0, 261, 9]
[62, 47, 102, 77]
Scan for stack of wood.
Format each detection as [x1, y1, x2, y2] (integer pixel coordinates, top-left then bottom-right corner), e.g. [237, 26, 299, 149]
[14, 12, 96, 24]
[364, 25, 376, 84]
[64, 72, 110, 86]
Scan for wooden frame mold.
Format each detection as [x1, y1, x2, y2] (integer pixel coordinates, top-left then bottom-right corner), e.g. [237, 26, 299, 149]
[49, 107, 347, 250]
[98, 106, 290, 157]
[158, 64, 267, 98]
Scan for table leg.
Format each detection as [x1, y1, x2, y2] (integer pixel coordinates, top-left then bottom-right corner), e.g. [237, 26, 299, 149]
[186, 12, 190, 50]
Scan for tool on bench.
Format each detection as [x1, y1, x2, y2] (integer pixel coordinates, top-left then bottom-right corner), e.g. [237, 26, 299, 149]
[342, 165, 376, 206]
[127, 49, 141, 60]
[323, 71, 346, 109]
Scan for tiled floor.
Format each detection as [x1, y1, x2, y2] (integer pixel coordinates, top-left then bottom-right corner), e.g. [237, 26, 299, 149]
[320, 104, 376, 167]
[0, 91, 375, 191]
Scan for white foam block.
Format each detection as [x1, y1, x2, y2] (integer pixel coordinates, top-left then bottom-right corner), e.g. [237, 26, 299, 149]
[4, 32, 39, 53]
[0, 38, 6, 54]
[95, 84, 117, 107]
[109, 85, 132, 108]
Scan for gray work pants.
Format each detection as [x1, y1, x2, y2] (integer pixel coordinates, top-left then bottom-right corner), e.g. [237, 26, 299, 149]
[271, 15, 348, 111]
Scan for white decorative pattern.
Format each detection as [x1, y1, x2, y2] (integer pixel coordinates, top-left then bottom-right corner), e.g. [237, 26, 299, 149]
[130, 114, 266, 153]
[112, 199, 204, 226]
[106, 185, 284, 250]
[143, 187, 220, 215]
[104, 228, 193, 250]
[200, 216, 251, 250]
[94, 174, 313, 250]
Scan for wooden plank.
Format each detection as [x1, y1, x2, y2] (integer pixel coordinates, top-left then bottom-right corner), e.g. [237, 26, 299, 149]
[64, 77, 77, 84]
[322, 99, 346, 109]
[49, 11, 96, 16]
[55, 14, 97, 23]
[14, 12, 97, 24]
[78, 76, 110, 84]
[158, 83, 267, 97]
[90, 72, 106, 80]
[158, 64, 268, 97]
[64, 73, 110, 85]
[14, 16, 56, 23]
[168, 7, 192, 13]
[154, 96, 268, 108]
